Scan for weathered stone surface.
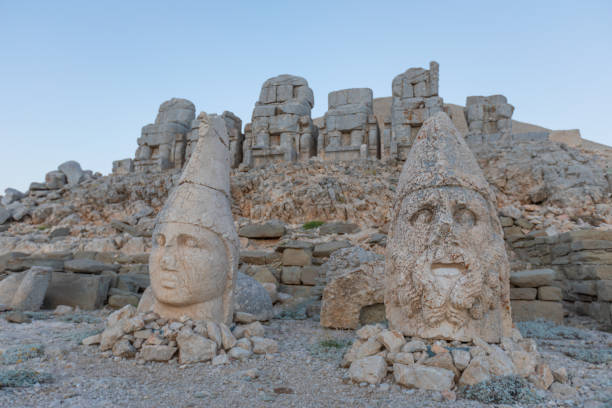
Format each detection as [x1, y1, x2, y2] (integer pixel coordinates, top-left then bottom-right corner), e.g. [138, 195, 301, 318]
[393, 364, 454, 391]
[2, 188, 24, 206]
[321, 247, 384, 329]
[458, 355, 491, 386]
[176, 330, 217, 364]
[538, 286, 562, 301]
[313, 241, 351, 257]
[510, 269, 556, 288]
[451, 349, 471, 370]
[510, 350, 537, 377]
[44, 272, 112, 310]
[385, 113, 512, 343]
[251, 336, 278, 354]
[319, 222, 359, 235]
[282, 248, 312, 266]
[10, 267, 51, 311]
[511, 300, 563, 323]
[58, 160, 85, 185]
[597, 280, 612, 301]
[349, 355, 387, 385]
[140, 345, 177, 362]
[149, 113, 239, 326]
[529, 363, 554, 390]
[240, 250, 280, 265]
[238, 220, 286, 238]
[510, 287, 537, 300]
[0, 273, 25, 305]
[64, 259, 119, 274]
[234, 272, 273, 321]
[376, 330, 405, 353]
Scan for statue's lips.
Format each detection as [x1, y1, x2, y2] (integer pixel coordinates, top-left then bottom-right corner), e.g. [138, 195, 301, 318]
[431, 263, 466, 277]
[159, 271, 178, 289]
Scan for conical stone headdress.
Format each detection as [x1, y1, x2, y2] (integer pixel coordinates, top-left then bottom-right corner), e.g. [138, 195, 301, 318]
[156, 112, 239, 324]
[396, 111, 494, 204]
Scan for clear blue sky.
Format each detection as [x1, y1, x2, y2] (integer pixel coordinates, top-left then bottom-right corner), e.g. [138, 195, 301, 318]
[1, 1, 611, 192]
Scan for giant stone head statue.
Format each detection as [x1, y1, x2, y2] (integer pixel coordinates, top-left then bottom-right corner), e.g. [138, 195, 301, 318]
[385, 112, 511, 343]
[149, 112, 239, 326]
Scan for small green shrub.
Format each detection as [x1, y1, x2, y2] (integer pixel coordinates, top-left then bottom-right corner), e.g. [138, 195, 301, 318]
[319, 339, 351, 349]
[36, 225, 48, 231]
[563, 348, 612, 364]
[0, 369, 52, 388]
[461, 375, 542, 405]
[1, 344, 45, 365]
[303, 221, 325, 230]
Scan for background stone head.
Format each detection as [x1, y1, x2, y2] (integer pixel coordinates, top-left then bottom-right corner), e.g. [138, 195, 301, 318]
[385, 112, 511, 342]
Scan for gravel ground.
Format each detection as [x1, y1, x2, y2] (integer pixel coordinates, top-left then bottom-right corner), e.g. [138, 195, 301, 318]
[1, 312, 611, 408]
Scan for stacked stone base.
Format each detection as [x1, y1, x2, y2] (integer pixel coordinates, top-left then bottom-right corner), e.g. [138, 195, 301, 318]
[343, 324, 566, 393]
[83, 305, 278, 365]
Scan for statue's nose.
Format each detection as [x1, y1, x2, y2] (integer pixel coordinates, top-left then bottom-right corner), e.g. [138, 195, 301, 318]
[161, 252, 177, 270]
[437, 212, 453, 236]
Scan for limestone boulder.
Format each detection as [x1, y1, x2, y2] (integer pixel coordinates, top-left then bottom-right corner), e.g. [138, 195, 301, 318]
[320, 247, 384, 329]
[176, 330, 217, 364]
[58, 161, 85, 186]
[349, 355, 387, 384]
[233, 272, 273, 321]
[511, 300, 563, 324]
[393, 364, 454, 391]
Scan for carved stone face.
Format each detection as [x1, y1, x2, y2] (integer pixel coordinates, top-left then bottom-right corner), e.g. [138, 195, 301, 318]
[386, 186, 504, 333]
[150, 222, 229, 307]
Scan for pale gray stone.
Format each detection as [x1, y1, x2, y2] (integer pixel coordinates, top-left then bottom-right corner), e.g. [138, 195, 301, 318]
[11, 266, 51, 311]
[234, 272, 273, 321]
[58, 161, 85, 185]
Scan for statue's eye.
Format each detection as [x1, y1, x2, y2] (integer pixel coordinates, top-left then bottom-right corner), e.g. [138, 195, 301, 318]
[454, 207, 476, 226]
[411, 208, 434, 226]
[180, 236, 198, 248]
[155, 234, 165, 246]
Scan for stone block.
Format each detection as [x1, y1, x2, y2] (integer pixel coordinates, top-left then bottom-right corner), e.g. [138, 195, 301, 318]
[282, 248, 312, 266]
[596, 280, 612, 301]
[319, 222, 359, 235]
[510, 288, 537, 300]
[511, 300, 563, 324]
[313, 240, 351, 257]
[238, 220, 286, 239]
[570, 250, 612, 264]
[510, 269, 556, 288]
[349, 355, 387, 384]
[10, 267, 52, 311]
[300, 265, 320, 286]
[538, 286, 562, 301]
[568, 280, 597, 296]
[281, 266, 301, 284]
[64, 259, 119, 274]
[571, 240, 612, 251]
[44, 272, 112, 310]
[240, 250, 280, 265]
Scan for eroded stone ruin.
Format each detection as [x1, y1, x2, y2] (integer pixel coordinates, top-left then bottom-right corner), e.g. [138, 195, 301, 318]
[1, 60, 612, 406]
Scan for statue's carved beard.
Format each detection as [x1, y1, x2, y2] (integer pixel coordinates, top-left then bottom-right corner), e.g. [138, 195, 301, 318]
[389, 245, 498, 327]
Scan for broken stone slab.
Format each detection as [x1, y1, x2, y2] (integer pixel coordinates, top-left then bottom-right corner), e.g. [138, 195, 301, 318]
[349, 355, 387, 384]
[64, 259, 119, 274]
[44, 272, 112, 310]
[0, 207, 10, 224]
[282, 248, 312, 266]
[10, 266, 52, 311]
[393, 364, 454, 391]
[238, 220, 286, 239]
[176, 330, 217, 364]
[140, 345, 177, 362]
[313, 240, 351, 257]
[319, 222, 360, 235]
[510, 269, 556, 288]
[511, 300, 564, 324]
[538, 286, 562, 301]
[1, 188, 24, 206]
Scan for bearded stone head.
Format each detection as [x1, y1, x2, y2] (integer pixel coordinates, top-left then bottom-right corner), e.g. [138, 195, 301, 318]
[385, 112, 511, 343]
